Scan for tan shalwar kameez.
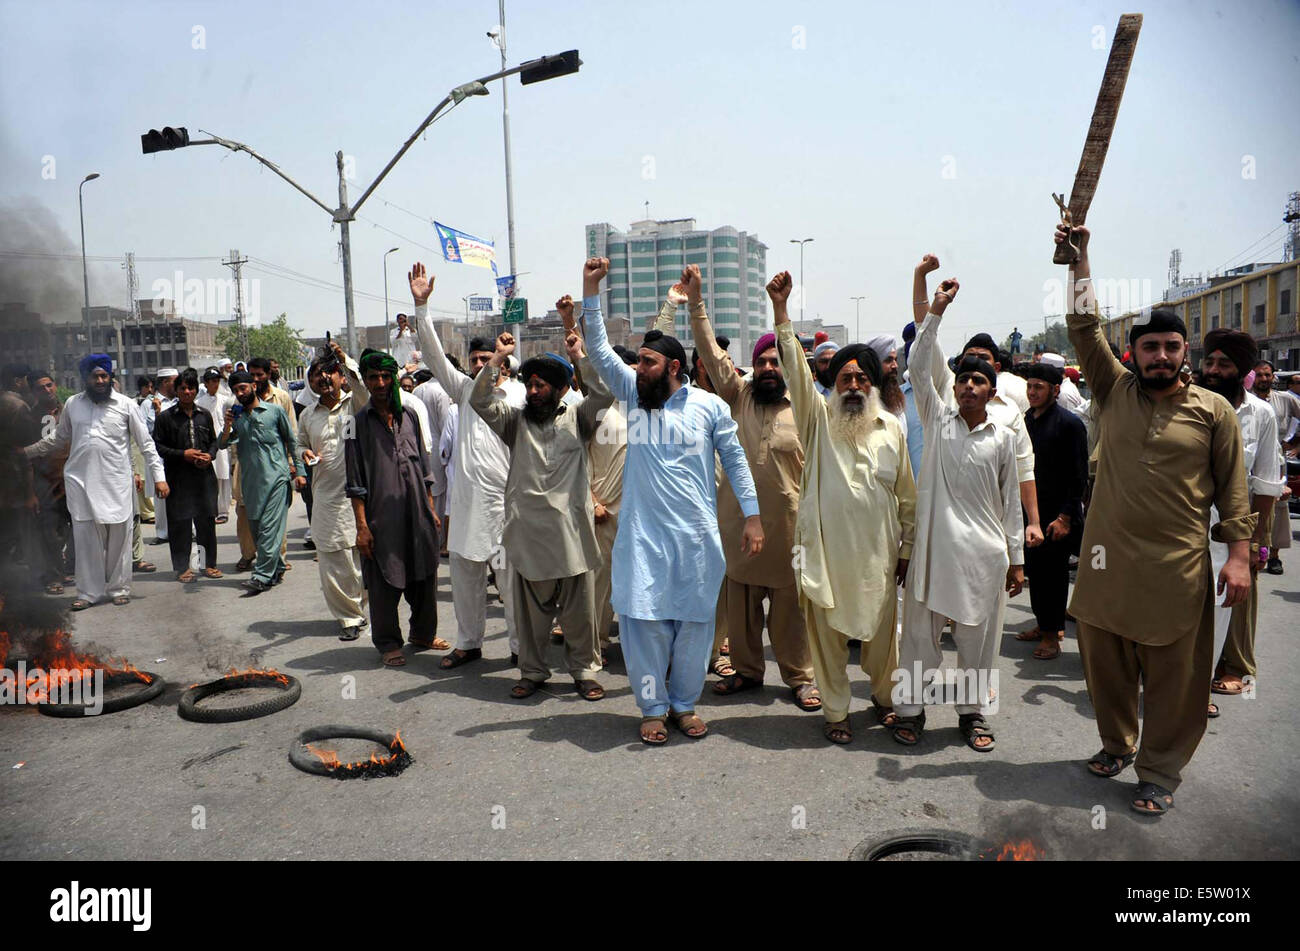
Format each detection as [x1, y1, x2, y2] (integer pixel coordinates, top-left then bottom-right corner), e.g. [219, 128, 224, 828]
[777, 323, 916, 722]
[588, 400, 626, 648]
[469, 357, 614, 683]
[695, 306, 813, 690]
[1068, 302, 1254, 793]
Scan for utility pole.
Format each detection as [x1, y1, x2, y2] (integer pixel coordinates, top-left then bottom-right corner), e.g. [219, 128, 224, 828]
[223, 249, 249, 361]
[497, 0, 519, 287]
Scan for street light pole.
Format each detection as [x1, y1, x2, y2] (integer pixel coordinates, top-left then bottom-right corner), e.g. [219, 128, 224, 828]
[850, 296, 866, 342]
[383, 246, 400, 349]
[790, 238, 813, 325]
[497, 0, 518, 286]
[78, 173, 100, 346]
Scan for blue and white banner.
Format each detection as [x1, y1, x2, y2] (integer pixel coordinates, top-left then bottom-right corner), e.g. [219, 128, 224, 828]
[496, 274, 517, 299]
[434, 221, 498, 275]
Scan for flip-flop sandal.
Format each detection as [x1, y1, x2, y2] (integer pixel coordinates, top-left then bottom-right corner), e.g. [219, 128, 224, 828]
[712, 672, 762, 696]
[1087, 749, 1136, 778]
[45, 582, 64, 595]
[178, 569, 196, 583]
[668, 710, 708, 739]
[1210, 678, 1244, 695]
[70, 598, 93, 611]
[1015, 627, 1043, 641]
[711, 655, 736, 678]
[133, 560, 156, 573]
[338, 627, 362, 641]
[203, 567, 224, 579]
[574, 679, 605, 701]
[409, 637, 451, 652]
[639, 716, 668, 745]
[959, 713, 996, 752]
[792, 684, 822, 710]
[511, 679, 541, 698]
[440, 648, 482, 669]
[823, 717, 853, 745]
[1207, 701, 1220, 718]
[382, 650, 407, 668]
[1033, 638, 1062, 660]
[1131, 781, 1174, 816]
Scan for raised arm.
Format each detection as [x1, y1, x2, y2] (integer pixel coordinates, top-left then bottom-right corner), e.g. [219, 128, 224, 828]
[908, 278, 961, 428]
[566, 328, 614, 439]
[685, 264, 739, 405]
[575, 259, 637, 406]
[770, 271, 818, 442]
[912, 254, 941, 327]
[1059, 226, 1124, 407]
[408, 261, 471, 403]
[650, 282, 686, 334]
[468, 332, 521, 446]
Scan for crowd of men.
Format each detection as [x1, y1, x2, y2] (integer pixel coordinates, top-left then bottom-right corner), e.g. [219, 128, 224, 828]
[3, 222, 1297, 818]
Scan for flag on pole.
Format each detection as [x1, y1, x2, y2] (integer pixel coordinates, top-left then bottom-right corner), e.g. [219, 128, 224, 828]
[434, 221, 498, 275]
[496, 274, 517, 299]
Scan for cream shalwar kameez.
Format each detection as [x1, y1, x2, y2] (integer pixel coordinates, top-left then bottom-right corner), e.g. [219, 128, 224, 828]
[413, 301, 524, 655]
[778, 324, 916, 722]
[897, 310, 1023, 720]
[26, 391, 166, 604]
[588, 400, 627, 647]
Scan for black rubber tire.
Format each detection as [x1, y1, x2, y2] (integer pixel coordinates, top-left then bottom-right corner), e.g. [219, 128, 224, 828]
[850, 828, 980, 861]
[38, 671, 165, 718]
[289, 724, 399, 777]
[178, 672, 302, 723]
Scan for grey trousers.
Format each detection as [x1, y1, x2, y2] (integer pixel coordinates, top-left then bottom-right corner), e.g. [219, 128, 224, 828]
[510, 570, 601, 682]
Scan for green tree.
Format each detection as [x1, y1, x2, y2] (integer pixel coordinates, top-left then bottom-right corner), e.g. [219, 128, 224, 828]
[216, 313, 305, 369]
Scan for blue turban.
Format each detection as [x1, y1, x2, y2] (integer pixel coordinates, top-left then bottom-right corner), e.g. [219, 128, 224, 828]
[79, 353, 113, 378]
[520, 352, 573, 391]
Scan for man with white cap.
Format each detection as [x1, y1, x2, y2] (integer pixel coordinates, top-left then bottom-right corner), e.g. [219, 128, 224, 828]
[140, 368, 179, 544]
[812, 340, 839, 399]
[1039, 351, 1086, 414]
[216, 358, 234, 396]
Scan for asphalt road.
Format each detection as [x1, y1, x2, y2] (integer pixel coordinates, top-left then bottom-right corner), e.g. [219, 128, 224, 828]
[3, 506, 1297, 860]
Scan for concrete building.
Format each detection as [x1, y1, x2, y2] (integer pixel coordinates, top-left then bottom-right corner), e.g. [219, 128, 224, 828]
[1102, 260, 1300, 370]
[585, 218, 769, 364]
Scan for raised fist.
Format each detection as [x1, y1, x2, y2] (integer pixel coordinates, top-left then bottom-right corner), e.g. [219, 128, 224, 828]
[680, 264, 703, 304]
[667, 283, 688, 306]
[766, 271, 793, 303]
[495, 332, 516, 356]
[564, 330, 584, 363]
[556, 294, 576, 330]
[934, 278, 960, 308]
[583, 257, 609, 295]
[916, 254, 940, 274]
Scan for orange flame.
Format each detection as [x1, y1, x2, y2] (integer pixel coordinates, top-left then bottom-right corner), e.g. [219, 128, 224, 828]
[983, 839, 1045, 861]
[187, 668, 291, 689]
[307, 730, 407, 772]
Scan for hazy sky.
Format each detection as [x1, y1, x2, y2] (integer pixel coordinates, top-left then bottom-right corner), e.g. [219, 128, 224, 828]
[2, 0, 1297, 356]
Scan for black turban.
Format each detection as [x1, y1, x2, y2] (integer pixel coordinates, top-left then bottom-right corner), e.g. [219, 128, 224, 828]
[1202, 329, 1257, 377]
[962, 333, 998, 357]
[1129, 307, 1187, 346]
[954, 354, 998, 385]
[228, 369, 253, 387]
[642, 330, 688, 376]
[468, 337, 493, 355]
[1024, 363, 1063, 386]
[826, 344, 882, 389]
[519, 354, 571, 392]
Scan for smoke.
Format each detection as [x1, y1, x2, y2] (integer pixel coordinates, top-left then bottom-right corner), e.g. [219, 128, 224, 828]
[0, 197, 86, 319]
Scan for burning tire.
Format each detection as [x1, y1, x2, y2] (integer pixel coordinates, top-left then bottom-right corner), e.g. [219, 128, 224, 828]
[178, 670, 302, 723]
[289, 725, 412, 780]
[38, 671, 165, 718]
[850, 828, 981, 861]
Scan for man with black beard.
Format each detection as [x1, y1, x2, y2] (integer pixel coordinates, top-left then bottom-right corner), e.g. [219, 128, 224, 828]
[25, 355, 168, 609]
[863, 334, 908, 423]
[1063, 225, 1253, 817]
[231, 357, 294, 571]
[685, 263, 819, 710]
[470, 326, 614, 699]
[1197, 331, 1282, 711]
[219, 369, 301, 593]
[813, 340, 839, 398]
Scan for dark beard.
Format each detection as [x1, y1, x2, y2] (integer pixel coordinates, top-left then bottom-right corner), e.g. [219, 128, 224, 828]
[1200, 374, 1242, 403]
[1136, 363, 1180, 390]
[523, 395, 561, 424]
[815, 367, 835, 389]
[879, 374, 905, 413]
[85, 383, 112, 404]
[256, 381, 270, 397]
[236, 391, 256, 407]
[751, 373, 787, 405]
[637, 369, 671, 411]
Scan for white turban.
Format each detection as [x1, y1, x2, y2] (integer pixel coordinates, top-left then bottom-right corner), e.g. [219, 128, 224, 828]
[157, 367, 179, 378]
[813, 341, 839, 359]
[1039, 352, 1066, 369]
[863, 334, 899, 361]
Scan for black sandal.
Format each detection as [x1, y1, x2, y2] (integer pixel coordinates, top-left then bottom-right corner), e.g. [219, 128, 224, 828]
[712, 672, 762, 695]
[959, 712, 996, 752]
[871, 696, 899, 728]
[511, 679, 540, 699]
[1131, 781, 1174, 816]
[892, 710, 925, 746]
[823, 717, 852, 745]
[1087, 749, 1136, 778]
[440, 648, 482, 669]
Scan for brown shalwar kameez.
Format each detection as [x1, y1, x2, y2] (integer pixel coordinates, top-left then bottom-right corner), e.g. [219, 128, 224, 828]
[1067, 302, 1254, 793]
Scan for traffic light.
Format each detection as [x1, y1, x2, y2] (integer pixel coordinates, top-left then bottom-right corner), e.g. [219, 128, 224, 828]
[141, 127, 190, 154]
[519, 50, 581, 86]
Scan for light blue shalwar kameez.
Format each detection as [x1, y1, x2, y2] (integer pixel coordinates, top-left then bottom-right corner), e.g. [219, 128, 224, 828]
[582, 296, 759, 718]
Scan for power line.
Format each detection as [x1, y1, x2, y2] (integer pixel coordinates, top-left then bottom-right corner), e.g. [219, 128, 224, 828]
[1210, 222, 1287, 275]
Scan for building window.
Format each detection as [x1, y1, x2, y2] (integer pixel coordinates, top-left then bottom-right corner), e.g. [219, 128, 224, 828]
[1191, 317, 1201, 337]
[1281, 290, 1292, 316]
[657, 239, 682, 251]
[631, 287, 657, 299]
[685, 236, 708, 250]
[630, 256, 655, 269]
[713, 235, 739, 248]
[630, 240, 654, 253]
[713, 266, 740, 278]
[1233, 303, 1241, 329]
[713, 283, 741, 295]
[1253, 304, 1265, 325]
[713, 251, 739, 263]
[686, 252, 707, 264]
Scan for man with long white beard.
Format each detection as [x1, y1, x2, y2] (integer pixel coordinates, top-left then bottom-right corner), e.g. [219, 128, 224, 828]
[25, 355, 169, 609]
[1197, 330, 1282, 713]
[770, 273, 916, 743]
[688, 265, 819, 710]
[894, 278, 1024, 753]
[408, 262, 523, 669]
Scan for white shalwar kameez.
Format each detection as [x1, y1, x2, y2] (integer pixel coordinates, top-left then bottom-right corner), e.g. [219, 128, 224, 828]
[414, 302, 524, 654]
[196, 388, 235, 515]
[27, 391, 166, 603]
[897, 311, 1024, 719]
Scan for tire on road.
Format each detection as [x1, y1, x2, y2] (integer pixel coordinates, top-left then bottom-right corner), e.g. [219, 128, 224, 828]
[850, 828, 981, 861]
[38, 671, 165, 718]
[178, 671, 302, 723]
[289, 724, 400, 777]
